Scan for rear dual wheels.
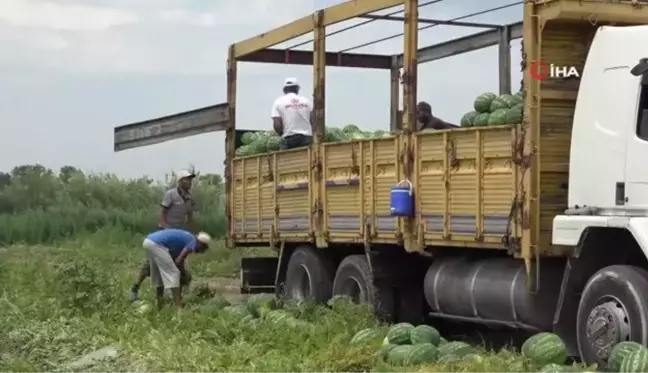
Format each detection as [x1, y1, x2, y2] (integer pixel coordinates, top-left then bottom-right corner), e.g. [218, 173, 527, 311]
[284, 245, 335, 302]
[577, 265, 648, 366]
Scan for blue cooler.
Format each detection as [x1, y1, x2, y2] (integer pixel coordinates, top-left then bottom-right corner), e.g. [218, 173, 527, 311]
[390, 180, 414, 217]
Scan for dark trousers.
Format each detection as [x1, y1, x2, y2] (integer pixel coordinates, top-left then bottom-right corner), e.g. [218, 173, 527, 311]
[280, 134, 312, 150]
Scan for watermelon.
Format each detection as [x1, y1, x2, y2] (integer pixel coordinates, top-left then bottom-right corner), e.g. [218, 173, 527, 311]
[473, 113, 490, 127]
[521, 332, 568, 366]
[249, 137, 268, 154]
[488, 108, 508, 126]
[409, 325, 441, 346]
[264, 309, 291, 325]
[387, 345, 414, 366]
[505, 104, 523, 124]
[404, 343, 439, 365]
[438, 341, 475, 359]
[437, 354, 461, 365]
[489, 97, 509, 112]
[610, 342, 644, 372]
[343, 124, 360, 134]
[266, 136, 281, 151]
[239, 314, 256, 326]
[381, 343, 399, 359]
[462, 353, 484, 364]
[539, 363, 570, 372]
[221, 305, 248, 318]
[350, 328, 381, 344]
[347, 131, 367, 140]
[235, 145, 251, 157]
[241, 132, 258, 145]
[247, 294, 278, 317]
[514, 91, 525, 102]
[620, 347, 648, 373]
[373, 130, 387, 138]
[439, 337, 448, 345]
[474, 92, 497, 113]
[387, 323, 414, 345]
[460, 111, 479, 127]
[498, 94, 517, 108]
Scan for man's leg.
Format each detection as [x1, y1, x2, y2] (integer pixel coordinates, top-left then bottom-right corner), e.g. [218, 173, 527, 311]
[129, 260, 151, 302]
[147, 243, 182, 310]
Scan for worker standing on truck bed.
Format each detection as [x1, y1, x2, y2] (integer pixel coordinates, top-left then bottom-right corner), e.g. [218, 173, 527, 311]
[141, 228, 211, 311]
[417, 101, 458, 130]
[271, 77, 314, 150]
[129, 170, 196, 302]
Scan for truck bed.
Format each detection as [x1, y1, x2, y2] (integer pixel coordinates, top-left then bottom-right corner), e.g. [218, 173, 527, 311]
[231, 125, 518, 250]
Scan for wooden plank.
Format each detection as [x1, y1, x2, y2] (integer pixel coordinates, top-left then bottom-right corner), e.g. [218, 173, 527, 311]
[238, 48, 392, 69]
[232, 0, 405, 58]
[537, 0, 648, 23]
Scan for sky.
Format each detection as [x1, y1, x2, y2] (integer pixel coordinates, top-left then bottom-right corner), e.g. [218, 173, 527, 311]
[0, 0, 523, 180]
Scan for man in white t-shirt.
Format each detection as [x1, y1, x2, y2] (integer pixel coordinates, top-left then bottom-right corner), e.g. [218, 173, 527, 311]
[271, 78, 314, 150]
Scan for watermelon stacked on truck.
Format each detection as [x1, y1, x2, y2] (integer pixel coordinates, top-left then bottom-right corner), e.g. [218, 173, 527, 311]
[460, 91, 524, 127]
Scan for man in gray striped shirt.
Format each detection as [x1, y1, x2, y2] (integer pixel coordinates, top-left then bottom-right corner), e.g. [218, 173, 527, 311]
[129, 170, 196, 302]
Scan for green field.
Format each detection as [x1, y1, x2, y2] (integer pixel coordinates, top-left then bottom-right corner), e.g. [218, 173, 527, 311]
[0, 165, 593, 372]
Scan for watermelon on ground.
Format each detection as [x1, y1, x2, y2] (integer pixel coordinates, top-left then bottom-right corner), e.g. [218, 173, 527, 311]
[409, 325, 441, 346]
[488, 108, 508, 126]
[387, 323, 415, 345]
[381, 343, 399, 359]
[387, 345, 414, 366]
[239, 314, 256, 326]
[343, 124, 361, 134]
[462, 353, 484, 364]
[539, 363, 570, 372]
[404, 343, 439, 365]
[460, 111, 479, 127]
[521, 332, 568, 366]
[221, 305, 249, 319]
[489, 97, 509, 112]
[350, 328, 381, 345]
[438, 341, 475, 359]
[498, 94, 517, 108]
[473, 113, 490, 127]
[264, 309, 291, 325]
[620, 347, 648, 373]
[609, 342, 644, 372]
[474, 92, 497, 113]
[247, 294, 278, 317]
[437, 354, 461, 365]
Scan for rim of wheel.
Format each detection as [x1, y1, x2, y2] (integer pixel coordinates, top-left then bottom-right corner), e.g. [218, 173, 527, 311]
[292, 264, 312, 300]
[340, 275, 365, 303]
[586, 296, 631, 361]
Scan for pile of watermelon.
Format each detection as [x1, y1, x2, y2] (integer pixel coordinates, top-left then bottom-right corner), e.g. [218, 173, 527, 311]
[235, 124, 393, 157]
[608, 341, 648, 373]
[460, 91, 524, 127]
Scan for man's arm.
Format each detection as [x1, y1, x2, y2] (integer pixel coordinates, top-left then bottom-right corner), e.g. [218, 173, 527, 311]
[271, 100, 283, 136]
[174, 237, 197, 266]
[158, 190, 173, 228]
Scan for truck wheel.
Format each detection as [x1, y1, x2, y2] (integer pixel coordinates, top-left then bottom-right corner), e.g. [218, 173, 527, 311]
[332, 254, 395, 320]
[284, 245, 335, 303]
[576, 265, 648, 365]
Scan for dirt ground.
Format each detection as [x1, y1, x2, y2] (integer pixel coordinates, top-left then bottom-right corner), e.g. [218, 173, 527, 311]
[197, 276, 248, 304]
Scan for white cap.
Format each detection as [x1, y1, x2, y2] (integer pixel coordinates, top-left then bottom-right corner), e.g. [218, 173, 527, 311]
[284, 77, 298, 87]
[177, 170, 195, 180]
[197, 231, 211, 245]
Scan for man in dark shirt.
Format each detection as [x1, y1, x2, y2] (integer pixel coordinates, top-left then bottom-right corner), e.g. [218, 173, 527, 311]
[416, 101, 458, 131]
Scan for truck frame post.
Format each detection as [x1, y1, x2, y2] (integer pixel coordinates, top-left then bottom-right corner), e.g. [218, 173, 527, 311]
[390, 56, 401, 133]
[402, 0, 419, 251]
[226, 46, 238, 247]
[313, 10, 327, 248]
[498, 25, 512, 95]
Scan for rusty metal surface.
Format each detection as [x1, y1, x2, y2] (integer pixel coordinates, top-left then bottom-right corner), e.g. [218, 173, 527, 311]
[395, 21, 523, 67]
[113, 103, 228, 152]
[226, 47, 238, 248]
[231, 0, 405, 58]
[238, 48, 391, 69]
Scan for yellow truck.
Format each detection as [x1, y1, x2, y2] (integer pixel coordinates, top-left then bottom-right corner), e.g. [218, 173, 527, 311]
[114, 0, 648, 365]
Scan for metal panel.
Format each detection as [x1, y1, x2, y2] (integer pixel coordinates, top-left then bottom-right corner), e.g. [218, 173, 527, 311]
[395, 21, 523, 67]
[231, 0, 405, 58]
[237, 48, 392, 69]
[114, 103, 228, 152]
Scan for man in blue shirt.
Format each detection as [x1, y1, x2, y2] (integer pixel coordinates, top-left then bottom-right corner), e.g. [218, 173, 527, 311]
[141, 228, 211, 310]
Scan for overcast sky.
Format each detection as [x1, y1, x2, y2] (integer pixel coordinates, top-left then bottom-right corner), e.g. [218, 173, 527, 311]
[0, 0, 523, 180]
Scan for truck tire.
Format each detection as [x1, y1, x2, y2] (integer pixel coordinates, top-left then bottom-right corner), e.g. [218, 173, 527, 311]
[332, 254, 395, 321]
[284, 245, 335, 303]
[576, 265, 648, 365]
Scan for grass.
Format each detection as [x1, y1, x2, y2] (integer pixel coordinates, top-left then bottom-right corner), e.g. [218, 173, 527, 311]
[0, 230, 594, 372]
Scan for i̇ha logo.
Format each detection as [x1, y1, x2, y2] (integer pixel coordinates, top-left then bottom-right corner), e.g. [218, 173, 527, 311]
[529, 61, 580, 80]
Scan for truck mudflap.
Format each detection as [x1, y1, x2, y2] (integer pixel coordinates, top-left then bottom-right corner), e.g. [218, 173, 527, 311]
[240, 257, 278, 294]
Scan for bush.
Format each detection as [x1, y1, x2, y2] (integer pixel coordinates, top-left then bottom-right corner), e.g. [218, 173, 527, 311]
[0, 164, 225, 245]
